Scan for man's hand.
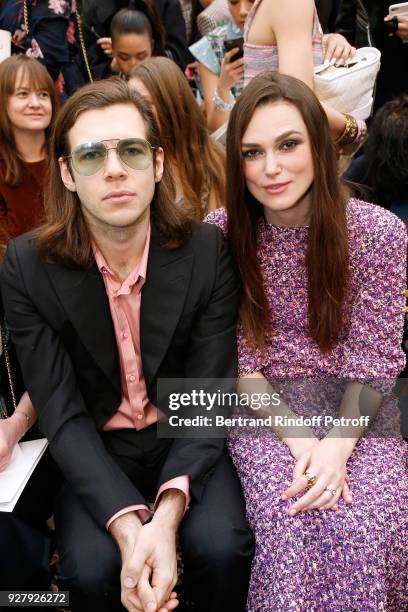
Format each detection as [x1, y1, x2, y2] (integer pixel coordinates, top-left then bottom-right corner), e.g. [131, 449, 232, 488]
[109, 490, 185, 611]
[123, 519, 178, 612]
[109, 512, 148, 611]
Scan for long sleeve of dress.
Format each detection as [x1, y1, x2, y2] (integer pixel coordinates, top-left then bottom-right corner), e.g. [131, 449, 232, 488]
[339, 207, 407, 392]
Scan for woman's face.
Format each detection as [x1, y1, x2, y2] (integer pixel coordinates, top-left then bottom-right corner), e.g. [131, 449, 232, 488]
[228, 0, 254, 31]
[241, 101, 314, 227]
[7, 68, 52, 134]
[112, 33, 153, 76]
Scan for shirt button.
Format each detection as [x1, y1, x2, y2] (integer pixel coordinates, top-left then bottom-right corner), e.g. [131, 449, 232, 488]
[122, 332, 128, 340]
[137, 413, 144, 420]
[129, 375, 136, 382]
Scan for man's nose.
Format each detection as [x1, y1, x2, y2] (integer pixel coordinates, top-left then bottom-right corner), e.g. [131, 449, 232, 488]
[103, 148, 127, 177]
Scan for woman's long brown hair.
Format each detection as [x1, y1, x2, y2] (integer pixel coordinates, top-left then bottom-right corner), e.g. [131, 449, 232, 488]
[0, 55, 59, 186]
[130, 57, 226, 219]
[226, 72, 349, 353]
[35, 77, 190, 268]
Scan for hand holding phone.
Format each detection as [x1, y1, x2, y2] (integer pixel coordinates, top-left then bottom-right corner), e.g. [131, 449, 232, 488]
[385, 3, 408, 40]
[388, 2, 408, 17]
[223, 37, 244, 60]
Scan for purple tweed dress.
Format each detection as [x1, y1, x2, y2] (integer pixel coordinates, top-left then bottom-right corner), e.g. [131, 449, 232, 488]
[205, 200, 408, 611]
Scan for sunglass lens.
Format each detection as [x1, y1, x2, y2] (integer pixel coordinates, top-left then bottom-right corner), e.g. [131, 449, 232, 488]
[72, 142, 106, 175]
[118, 139, 152, 170]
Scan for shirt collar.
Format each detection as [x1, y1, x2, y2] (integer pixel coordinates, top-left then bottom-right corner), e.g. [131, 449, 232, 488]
[93, 222, 151, 293]
[227, 20, 242, 38]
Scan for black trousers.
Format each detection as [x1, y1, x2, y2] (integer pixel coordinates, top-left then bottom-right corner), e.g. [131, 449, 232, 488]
[55, 427, 253, 612]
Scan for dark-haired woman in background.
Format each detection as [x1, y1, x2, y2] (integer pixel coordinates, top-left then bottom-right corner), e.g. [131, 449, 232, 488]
[94, 0, 188, 73]
[206, 72, 408, 610]
[130, 57, 225, 217]
[0, 55, 59, 244]
[346, 95, 408, 220]
[110, 2, 166, 78]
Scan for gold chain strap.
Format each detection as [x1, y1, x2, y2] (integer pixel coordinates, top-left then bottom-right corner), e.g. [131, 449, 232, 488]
[23, 0, 29, 34]
[76, 9, 93, 83]
[22, 0, 93, 83]
[0, 324, 17, 417]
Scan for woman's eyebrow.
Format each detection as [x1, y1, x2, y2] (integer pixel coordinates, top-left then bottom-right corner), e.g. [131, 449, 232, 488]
[242, 129, 303, 148]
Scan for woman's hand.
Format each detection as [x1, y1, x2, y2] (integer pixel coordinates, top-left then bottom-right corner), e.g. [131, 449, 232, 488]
[285, 433, 319, 461]
[97, 37, 113, 56]
[281, 437, 353, 514]
[322, 33, 356, 64]
[0, 392, 36, 471]
[218, 48, 245, 94]
[0, 417, 21, 472]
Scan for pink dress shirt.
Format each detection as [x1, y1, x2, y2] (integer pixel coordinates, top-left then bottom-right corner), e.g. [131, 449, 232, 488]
[93, 225, 190, 528]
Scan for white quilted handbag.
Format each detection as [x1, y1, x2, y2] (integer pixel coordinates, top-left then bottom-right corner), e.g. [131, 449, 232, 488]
[314, 47, 381, 120]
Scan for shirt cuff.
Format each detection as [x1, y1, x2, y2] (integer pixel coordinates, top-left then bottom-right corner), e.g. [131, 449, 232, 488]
[154, 476, 191, 514]
[105, 505, 151, 530]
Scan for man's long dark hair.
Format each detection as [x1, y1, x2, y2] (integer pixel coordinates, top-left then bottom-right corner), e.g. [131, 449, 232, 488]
[36, 77, 191, 268]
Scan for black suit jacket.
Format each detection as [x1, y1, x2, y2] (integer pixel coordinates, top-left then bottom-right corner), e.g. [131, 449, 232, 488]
[1, 221, 239, 527]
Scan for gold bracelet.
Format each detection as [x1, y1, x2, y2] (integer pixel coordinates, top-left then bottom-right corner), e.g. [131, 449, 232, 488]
[14, 410, 30, 427]
[335, 114, 358, 147]
[335, 115, 350, 145]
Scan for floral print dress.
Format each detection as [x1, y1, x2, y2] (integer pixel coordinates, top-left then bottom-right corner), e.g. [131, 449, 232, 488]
[0, 0, 83, 95]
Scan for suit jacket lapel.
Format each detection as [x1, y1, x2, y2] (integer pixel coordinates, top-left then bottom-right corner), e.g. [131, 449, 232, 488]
[141, 240, 194, 387]
[45, 262, 121, 394]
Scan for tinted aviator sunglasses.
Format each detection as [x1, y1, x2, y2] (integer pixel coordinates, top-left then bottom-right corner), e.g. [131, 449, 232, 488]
[63, 138, 157, 176]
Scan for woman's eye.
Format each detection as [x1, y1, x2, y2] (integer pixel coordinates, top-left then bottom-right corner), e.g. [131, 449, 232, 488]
[39, 91, 50, 99]
[242, 149, 263, 160]
[280, 140, 298, 151]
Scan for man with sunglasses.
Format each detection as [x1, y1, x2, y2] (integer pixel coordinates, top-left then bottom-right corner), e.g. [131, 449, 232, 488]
[1, 78, 253, 612]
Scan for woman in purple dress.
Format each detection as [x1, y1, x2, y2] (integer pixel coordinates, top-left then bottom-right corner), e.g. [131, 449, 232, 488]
[206, 72, 408, 610]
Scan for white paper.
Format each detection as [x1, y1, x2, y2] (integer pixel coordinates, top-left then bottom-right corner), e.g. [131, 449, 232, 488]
[0, 439, 48, 511]
[0, 30, 11, 63]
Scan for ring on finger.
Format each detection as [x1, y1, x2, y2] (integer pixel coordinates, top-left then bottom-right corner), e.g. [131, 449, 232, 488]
[324, 486, 337, 497]
[304, 471, 317, 488]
